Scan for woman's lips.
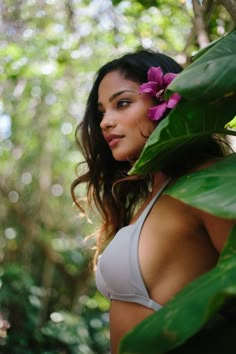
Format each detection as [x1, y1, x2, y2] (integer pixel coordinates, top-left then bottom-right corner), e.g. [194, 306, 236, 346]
[105, 134, 124, 148]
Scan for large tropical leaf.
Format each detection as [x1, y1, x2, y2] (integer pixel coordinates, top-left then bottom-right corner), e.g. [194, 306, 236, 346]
[167, 29, 236, 102]
[129, 30, 236, 176]
[129, 94, 236, 176]
[119, 225, 236, 354]
[164, 153, 236, 219]
[190, 35, 227, 62]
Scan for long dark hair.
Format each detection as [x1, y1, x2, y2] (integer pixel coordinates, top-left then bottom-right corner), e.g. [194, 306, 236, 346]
[71, 50, 223, 264]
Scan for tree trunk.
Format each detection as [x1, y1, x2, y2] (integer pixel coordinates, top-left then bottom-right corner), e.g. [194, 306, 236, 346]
[192, 0, 210, 48]
[220, 0, 236, 25]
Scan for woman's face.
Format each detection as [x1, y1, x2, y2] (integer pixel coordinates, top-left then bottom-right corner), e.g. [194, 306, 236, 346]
[98, 70, 157, 162]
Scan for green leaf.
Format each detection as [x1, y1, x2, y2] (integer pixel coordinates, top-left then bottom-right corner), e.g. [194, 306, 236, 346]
[164, 153, 236, 219]
[129, 95, 236, 176]
[1, 43, 23, 60]
[225, 116, 236, 129]
[167, 29, 236, 102]
[191, 35, 225, 62]
[119, 225, 236, 354]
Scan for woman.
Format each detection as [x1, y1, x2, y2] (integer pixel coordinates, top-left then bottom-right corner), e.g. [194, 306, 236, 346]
[71, 50, 236, 354]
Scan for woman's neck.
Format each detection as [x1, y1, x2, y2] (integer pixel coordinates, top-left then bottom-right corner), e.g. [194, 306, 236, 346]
[151, 171, 170, 196]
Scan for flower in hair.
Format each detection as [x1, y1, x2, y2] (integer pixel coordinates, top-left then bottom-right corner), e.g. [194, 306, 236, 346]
[139, 66, 181, 121]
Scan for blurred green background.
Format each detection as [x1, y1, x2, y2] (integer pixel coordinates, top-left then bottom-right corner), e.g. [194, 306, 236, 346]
[0, 0, 235, 353]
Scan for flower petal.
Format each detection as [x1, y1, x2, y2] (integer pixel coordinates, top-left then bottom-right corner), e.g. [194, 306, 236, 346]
[139, 82, 158, 96]
[167, 93, 181, 109]
[148, 66, 163, 86]
[148, 102, 168, 121]
[163, 72, 177, 86]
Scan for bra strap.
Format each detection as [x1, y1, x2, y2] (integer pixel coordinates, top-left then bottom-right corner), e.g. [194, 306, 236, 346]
[138, 177, 172, 225]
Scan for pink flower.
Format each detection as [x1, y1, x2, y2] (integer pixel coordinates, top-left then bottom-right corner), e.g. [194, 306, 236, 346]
[140, 66, 181, 121]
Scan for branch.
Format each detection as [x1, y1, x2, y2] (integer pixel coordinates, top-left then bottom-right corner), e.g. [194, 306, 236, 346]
[192, 0, 210, 48]
[183, 26, 196, 63]
[65, 0, 76, 32]
[205, 0, 217, 24]
[220, 0, 236, 24]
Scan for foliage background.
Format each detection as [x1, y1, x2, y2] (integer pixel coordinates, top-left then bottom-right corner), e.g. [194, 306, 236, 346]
[0, 0, 235, 353]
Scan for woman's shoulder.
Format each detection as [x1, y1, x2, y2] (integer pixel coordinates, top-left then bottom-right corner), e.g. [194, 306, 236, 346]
[146, 190, 201, 242]
[161, 158, 236, 253]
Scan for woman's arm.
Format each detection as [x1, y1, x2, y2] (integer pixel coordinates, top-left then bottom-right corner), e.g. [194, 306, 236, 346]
[196, 209, 236, 253]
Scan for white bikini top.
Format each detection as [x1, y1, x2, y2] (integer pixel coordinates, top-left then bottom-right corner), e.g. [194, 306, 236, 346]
[95, 178, 171, 311]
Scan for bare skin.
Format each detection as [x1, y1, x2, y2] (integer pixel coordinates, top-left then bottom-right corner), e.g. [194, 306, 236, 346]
[109, 173, 235, 354]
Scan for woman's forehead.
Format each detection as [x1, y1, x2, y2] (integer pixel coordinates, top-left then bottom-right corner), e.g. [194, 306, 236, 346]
[98, 71, 139, 102]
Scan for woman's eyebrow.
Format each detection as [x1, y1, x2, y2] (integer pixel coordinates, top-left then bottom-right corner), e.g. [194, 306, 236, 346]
[109, 90, 137, 102]
[98, 89, 137, 107]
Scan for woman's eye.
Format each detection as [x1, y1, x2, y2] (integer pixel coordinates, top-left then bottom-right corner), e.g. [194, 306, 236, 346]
[117, 99, 130, 109]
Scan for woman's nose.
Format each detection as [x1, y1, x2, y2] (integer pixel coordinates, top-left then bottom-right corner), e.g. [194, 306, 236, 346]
[100, 111, 116, 130]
